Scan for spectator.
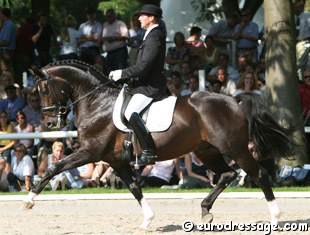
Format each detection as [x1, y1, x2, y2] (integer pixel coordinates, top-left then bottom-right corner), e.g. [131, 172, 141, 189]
[14, 111, 36, 168]
[166, 31, 190, 72]
[22, 93, 43, 129]
[201, 35, 220, 74]
[299, 68, 310, 125]
[6, 143, 34, 192]
[181, 74, 199, 96]
[187, 26, 204, 59]
[210, 79, 222, 93]
[0, 71, 21, 99]
[179, 61, 192, 84]
[0, 158, 9, 191]
[208, 12, 239, 55]
[140, 159, 177, 187]
[58, 15, 79, 60]
[179, 152, 213, 189]
[128, 12, 145, 66]
[0, 111, 15, 168]
[37, 141, 68, 190]
[233, 9, 259, 64]
[167, 71, 186, 96]
[233, 71, 261, 96]
[32, 12, 55, 67]
[0, 8, 16, 76]
[216, 66, 236, 96]
[0, 85, 26, 122]
[101, 8, 129, 70]
[77, 7, 102, 65]
[208, 53, 239, 83]
[63, 140, 95, 189]
[14, 16, 35, 88]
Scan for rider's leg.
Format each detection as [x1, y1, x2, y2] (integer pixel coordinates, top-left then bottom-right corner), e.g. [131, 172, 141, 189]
[124, 94, 156, 166]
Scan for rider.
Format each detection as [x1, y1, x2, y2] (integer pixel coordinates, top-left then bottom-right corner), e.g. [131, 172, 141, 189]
[108, 4, 167, 166]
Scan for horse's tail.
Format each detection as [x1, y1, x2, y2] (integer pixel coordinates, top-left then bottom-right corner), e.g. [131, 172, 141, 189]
[234, 92, 294, 160]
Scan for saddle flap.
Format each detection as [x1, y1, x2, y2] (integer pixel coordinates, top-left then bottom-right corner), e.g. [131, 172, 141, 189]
[113, 87, 177, 132]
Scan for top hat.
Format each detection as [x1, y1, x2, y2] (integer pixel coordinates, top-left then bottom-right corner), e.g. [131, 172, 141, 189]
[139, 4, 162, 18]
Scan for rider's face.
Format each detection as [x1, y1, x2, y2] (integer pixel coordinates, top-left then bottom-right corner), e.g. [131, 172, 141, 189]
[139, 14, 153, 29]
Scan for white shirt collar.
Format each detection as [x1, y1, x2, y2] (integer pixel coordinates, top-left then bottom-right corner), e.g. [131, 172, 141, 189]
[143, 24, 159, 40]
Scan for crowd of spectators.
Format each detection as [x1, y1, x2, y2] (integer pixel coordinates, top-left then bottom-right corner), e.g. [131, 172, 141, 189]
[0, 1, 309, 192]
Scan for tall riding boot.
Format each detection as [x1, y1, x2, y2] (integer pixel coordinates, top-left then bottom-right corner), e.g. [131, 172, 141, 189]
[128, 112, 157, 166]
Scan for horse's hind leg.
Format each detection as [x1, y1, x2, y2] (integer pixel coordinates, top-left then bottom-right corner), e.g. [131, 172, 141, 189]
[234, 153, 280, 225]
[195, 150, 237, 223]
[112, 164, 154, 230]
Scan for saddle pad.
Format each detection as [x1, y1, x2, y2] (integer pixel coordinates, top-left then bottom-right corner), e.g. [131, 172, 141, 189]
[113, 87, 177, 132]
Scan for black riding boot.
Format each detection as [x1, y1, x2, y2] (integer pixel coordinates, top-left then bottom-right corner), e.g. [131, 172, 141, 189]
[128, 112, 157, 166]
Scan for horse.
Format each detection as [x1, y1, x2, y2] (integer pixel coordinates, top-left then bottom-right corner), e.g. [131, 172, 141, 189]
[23, 60, 293, 230]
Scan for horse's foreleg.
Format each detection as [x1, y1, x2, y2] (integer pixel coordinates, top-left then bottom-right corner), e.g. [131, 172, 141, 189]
[113, 164, 154, 230]
[22, 151, 92, 209]
[201, 170, 237, 223]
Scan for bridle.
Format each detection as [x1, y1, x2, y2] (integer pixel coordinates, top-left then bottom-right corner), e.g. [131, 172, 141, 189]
[37, 68, 113, 129]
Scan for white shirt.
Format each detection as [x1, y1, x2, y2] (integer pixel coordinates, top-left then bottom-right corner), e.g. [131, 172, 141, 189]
[148, 160, 175, 182]
[11, 155, 35, 181]
[143, 24, 159, 40]
[60, 27, 79, 55]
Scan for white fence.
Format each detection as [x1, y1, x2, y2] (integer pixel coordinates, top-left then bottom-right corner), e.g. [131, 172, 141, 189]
[0, 128, 308, 140]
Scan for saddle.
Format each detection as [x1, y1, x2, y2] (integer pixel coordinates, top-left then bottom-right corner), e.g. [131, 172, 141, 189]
[112, 87, 177, 132]
[112, 87, 177, 166]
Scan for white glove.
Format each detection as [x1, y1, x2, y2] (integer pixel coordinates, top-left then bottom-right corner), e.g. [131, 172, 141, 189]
[108, 70, 123, 81]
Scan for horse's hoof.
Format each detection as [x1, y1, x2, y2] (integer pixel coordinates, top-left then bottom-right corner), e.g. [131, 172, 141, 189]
[19, 201, 35, 210]
[202, 213, 213, 223]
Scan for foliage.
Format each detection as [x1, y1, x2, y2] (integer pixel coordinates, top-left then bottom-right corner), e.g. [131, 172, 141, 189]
[190, 0, 225, 23]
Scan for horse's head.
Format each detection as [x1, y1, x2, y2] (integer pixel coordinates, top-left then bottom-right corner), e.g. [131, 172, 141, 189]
[32, 67, 72, 131]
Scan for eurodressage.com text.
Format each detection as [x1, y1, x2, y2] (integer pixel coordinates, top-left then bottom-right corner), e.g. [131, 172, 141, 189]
[182, 220, 309, 234]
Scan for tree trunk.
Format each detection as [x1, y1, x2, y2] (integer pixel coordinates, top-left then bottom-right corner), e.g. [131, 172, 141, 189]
[264, 0, 309, 166]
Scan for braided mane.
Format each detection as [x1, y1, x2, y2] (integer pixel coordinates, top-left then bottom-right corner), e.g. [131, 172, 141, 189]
[47, 59, 110, 83]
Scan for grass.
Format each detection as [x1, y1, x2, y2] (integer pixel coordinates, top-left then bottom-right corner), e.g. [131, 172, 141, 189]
[1, 186, 310, 196]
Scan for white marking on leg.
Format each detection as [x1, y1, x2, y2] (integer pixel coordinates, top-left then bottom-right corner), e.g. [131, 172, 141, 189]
[267, 199, 281, 226]
[24, 191, 37, 203]
[139, 197, 154, 229]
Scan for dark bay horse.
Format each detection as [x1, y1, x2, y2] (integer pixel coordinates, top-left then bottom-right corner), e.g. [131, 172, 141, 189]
[23, 60, 293, 229]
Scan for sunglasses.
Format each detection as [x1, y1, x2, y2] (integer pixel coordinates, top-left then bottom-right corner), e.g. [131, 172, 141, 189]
[304, 76, 310, 79]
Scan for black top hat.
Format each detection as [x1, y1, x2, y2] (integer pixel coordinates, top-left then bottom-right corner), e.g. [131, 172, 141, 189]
[139, 4, 162, 18]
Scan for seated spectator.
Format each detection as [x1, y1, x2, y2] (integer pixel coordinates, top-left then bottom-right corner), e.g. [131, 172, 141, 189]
[233, 71, 261, 96]
[208, 53, 239, 83]
[37, 141, 68, 190]
[181, 74, 199, 96]
[180, 61, 192, 84]
[0, 158, 9, 191]
[140, 159, 177, 187]
[215, 66, 236, 96]
[299, 68, 310, 125]
[166, 31, 190, 72]
[179, 152, 214, 189]
[6, 143, 35, 192]
[210, 80, 223, 93]
[167, 71, 187, 96]
[22, 93, 43, 129]
[0, 85, 26, 122]
[0, 111, 15, 171]
[0, 71, 22, 99]
[64, 140, 95, 189]
[201, 35, 220, 74]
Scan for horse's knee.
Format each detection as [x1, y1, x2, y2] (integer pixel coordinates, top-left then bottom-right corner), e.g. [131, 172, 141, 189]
[129, 182, 143, 201]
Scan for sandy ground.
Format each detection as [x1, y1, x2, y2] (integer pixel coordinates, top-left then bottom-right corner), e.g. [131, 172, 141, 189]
[0, 198, 309, 235]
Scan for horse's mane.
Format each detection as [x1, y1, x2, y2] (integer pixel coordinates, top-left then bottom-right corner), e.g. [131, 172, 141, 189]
[46, 59, 111, 85]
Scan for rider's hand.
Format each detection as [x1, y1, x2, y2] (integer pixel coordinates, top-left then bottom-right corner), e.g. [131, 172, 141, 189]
[109, 70, 123, 81]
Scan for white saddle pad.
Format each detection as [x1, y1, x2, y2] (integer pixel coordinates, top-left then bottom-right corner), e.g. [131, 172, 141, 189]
[113, 87, 177, 132]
